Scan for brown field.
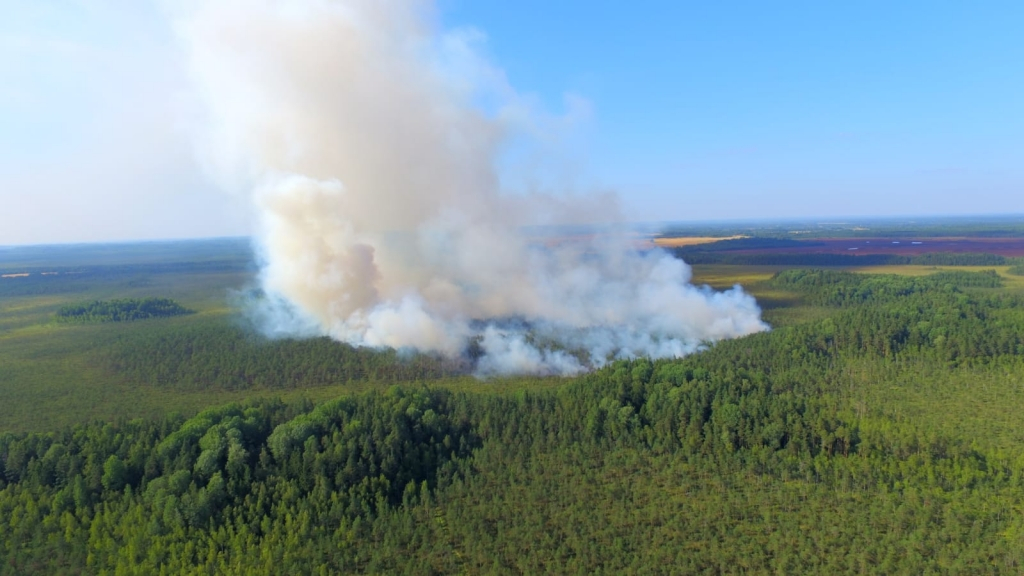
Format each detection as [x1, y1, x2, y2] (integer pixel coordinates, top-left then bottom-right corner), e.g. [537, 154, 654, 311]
[651, 235, 747, 248]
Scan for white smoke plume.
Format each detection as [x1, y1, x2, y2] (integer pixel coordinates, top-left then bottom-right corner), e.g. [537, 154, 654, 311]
[170, 0, 768, 375]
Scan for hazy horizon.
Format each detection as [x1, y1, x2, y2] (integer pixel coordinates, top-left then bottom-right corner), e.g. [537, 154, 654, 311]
[4, 212, 1024, 250]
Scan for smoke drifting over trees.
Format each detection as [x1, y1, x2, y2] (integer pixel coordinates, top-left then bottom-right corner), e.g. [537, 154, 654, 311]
[170, 0, 767, 374]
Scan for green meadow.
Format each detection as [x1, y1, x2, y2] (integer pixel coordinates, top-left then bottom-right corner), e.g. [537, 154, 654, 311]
[0, 242, 567, 433]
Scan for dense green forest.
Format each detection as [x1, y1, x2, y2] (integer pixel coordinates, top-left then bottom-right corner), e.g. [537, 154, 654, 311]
[4, 268, 1024, 573]
[56, 298, 194, 324]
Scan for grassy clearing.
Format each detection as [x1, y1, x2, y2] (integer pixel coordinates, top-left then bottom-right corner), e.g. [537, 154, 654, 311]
[689, 264, 824, 326]
[849, 264, 1024, 294]
[688, 264, 787, 289]
[0, 253, 576, 433]
[0, 255, 817, 434]
[0, 257, 258, 431]
[7, 247, 1018, 434]
[0, 303, 568, 433]
[0, 364, 565, 434]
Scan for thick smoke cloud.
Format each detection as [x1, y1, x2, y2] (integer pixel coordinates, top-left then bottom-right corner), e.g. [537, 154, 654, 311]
[171, 0, 768, 375]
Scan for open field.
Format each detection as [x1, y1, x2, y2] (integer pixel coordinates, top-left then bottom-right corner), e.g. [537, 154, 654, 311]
[689, 264, 785, 289]
[667, 224, 1024, 268]
[3, 238, 1022, 434]
[5, 241, 1021, 434]
[0, 317, 566, 433]
[651, 234, 746, 248]
[0, 243, 572, 433]
[0, 247, 815, 434]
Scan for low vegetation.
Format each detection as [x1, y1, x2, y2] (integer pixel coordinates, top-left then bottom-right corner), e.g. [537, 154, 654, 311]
[3, 261, 1024, 573]
[104, 321, 465, 390]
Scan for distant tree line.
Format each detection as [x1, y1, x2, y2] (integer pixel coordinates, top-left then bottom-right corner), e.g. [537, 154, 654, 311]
[0, 261, 253, 298]
[676, 237, 812, 252]
[660, 219, 1024, 239]
[676, 250, 1015, 267]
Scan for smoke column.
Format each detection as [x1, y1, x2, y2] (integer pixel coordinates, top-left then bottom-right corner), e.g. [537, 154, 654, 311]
[171, 0, 768, 375]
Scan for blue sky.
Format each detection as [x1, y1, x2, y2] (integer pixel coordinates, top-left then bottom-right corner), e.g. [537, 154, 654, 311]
[441, 0, 1024, 220]
[2, 1, 1022, 244]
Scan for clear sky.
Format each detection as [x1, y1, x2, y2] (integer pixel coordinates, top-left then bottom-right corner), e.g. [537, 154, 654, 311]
[2, 1, 1023, 245]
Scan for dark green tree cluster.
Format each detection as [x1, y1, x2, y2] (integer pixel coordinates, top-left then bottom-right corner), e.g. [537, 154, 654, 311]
[56, 298, 194, 324]
[768, 269, 1023, 364]
[769, 268, 1004, 304]
[911, 252, 1008, 266]
[102, 322, 465, 390]
[3, 269, 1024, 573]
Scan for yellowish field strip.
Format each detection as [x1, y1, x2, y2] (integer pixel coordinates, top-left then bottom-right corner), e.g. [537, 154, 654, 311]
[692, 263, 1024, 293]
[652, 235, 747, 248]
